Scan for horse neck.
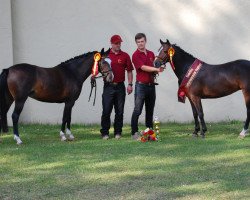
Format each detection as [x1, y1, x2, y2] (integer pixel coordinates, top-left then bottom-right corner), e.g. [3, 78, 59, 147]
[77, 56, 94, 83]
[172, 46, 196, 81]
[63, 53, 95, 84]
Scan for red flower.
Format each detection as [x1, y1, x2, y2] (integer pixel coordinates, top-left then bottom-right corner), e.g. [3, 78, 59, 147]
[148, 129, 154, 135]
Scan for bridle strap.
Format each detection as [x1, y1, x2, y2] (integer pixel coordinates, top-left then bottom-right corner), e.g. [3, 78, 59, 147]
[88, 60, 112, 106]
[155, 55, 167, 64]
[94, 69, 112, 79]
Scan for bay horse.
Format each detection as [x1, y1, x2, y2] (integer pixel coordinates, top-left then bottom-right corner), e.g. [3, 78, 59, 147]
[0, 48, 113, 144]
[154, 39, 250, 138]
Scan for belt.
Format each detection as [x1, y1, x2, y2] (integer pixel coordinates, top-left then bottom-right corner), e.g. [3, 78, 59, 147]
[136, 81, 155, 86]
[105, 82, 124, 86]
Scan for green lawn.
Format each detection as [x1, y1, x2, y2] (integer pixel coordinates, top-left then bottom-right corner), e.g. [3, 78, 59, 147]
[0, 122, 249, 200]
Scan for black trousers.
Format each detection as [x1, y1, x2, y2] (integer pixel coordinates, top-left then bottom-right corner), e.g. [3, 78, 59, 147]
[131, 82, 156, 135]
[100, 82, 126, 136]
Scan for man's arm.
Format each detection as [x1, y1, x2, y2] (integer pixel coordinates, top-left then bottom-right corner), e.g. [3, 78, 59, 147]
[127, 70, 133, 84]
[141, 65, 164, 73]
[127, 70, 133, 95]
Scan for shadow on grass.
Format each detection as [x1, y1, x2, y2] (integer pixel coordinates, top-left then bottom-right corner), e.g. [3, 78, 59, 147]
[0, 122, 249, 199]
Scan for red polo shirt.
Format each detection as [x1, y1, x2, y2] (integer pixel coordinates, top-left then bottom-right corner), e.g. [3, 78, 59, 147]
[108, 50, 133, 83]
[132, 49, 155, 83]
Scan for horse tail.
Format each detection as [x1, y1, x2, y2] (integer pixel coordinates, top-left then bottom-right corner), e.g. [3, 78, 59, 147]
[0, 68, 9, 132]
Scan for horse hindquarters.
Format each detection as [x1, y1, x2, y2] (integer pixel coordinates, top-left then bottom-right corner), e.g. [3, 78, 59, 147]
[7, 65, 36, 144]
[239, 88, 250, 137]
[0, 69, 12, 132]
[233, 62, 250, 137]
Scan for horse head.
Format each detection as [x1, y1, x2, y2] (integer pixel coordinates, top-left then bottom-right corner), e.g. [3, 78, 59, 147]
[154, 39, 175, 71]
[97, 48, 114, 82]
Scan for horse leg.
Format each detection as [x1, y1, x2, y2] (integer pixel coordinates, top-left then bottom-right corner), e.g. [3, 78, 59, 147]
[65, 101, 75, 141]
[240, 89, 250, 138]
[12, 98, 27, 145]
[60, 101, 75, 141]
[1, 93, 14, 133]
[0, 115, 1, 133]
[190, 97, 207, 138]
[189, 99, 200, 137]
[199, 102, 207, 138]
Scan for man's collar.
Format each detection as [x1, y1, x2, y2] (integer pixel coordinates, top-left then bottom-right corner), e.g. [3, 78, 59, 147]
[110, 49, 122, 55]
[137, 48, 148, 54]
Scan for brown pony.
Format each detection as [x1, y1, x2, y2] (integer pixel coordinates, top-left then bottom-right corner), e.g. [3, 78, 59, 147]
[0, 49, 113, 144]
[154, 39, 250, 138]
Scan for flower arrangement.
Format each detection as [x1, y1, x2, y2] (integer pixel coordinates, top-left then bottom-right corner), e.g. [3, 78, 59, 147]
[140, 128, 158, 142]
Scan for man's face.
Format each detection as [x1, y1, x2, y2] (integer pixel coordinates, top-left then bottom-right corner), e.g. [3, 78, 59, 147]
[135, 37, 146, 50]
[111, 42, 121, 51]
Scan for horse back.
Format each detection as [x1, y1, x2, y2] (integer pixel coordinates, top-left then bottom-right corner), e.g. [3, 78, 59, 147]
[189, 59, 250, 98]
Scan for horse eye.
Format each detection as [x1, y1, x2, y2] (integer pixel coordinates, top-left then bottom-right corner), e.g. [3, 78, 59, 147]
[164, 50, 168, 53]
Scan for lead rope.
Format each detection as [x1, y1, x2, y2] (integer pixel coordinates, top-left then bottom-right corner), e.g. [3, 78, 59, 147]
[88, 73, 110, 106]
[88, 77, 97, 106]
[88, 52, 112, 106]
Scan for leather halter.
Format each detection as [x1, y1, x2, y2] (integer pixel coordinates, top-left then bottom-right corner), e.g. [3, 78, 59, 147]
[156, 46, 175, 71]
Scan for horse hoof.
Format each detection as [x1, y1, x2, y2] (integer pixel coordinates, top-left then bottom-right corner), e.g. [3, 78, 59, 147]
[192, 133, 198, 138]
[239, 129, 248, 138]
[60, 136, 67, 141]
[201, 135, 205, 139]
[60, 131, 67, 141]
[67, 135, 75, 141]
[14, 135, 23, 145]
[238, 134, 245, 139]
[66, 129, 74, 141]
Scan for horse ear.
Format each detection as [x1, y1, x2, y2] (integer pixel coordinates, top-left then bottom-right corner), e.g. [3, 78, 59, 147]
[166, 39, 171, 45]
[101, 48, 110, 57]
[100, 48, 104, 56]
[106, 48, 111, 55]
[160, 39, 164, 45]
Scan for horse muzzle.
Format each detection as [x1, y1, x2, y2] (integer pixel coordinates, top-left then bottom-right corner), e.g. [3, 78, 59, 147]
[105, 72, 114, 83]
[154, 59, 164, 68]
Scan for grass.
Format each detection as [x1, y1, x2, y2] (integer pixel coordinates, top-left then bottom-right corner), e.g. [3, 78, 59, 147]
[0, 121, 249, 200]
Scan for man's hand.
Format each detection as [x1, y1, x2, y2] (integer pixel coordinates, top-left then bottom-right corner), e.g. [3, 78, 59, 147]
[157, 67, 165, 73]
[127, 85, 133, 95]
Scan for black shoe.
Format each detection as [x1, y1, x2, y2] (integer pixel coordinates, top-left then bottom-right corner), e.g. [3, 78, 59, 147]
[115, 134, 121, 139]
[131, 132, 140, 140]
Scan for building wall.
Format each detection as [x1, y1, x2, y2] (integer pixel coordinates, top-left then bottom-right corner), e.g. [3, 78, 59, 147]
[0, 0, 13, 123]
[1, 0, 250, 124]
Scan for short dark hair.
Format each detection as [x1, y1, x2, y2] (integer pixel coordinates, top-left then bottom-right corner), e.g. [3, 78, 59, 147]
[135, 33, 146, 41]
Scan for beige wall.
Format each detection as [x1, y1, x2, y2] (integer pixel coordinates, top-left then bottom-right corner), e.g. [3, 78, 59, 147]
[0, 0, 13, 70]
[1, 0, 250, 124]
[0, 0, 13, 123]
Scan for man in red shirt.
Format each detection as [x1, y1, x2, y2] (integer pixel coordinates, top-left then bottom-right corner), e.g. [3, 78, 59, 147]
[100, 35, 134, 140]
[131, 33, 164, 140]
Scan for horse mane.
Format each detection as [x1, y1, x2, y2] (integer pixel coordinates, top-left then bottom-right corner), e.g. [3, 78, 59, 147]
[56, 51, 96, 67]
[173, 44, 195, 59]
